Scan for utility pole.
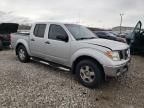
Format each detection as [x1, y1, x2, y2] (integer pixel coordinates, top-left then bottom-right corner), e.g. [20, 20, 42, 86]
[120, 13, 124, 34]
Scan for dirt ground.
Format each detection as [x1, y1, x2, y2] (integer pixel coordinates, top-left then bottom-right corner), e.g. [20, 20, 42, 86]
[0, 49, 144, 108]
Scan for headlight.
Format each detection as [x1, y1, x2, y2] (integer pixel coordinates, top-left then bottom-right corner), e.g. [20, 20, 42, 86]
[106, 51, 120, 61]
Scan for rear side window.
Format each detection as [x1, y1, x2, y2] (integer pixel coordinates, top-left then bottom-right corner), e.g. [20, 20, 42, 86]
[34, 24, 46, 38]
[48, 24, 67, 40]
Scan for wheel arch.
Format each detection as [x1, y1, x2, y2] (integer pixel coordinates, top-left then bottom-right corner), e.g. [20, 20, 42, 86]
[72, 55, 105, 78]
[16, 43, 24, 55]
[15, 41, 31, 56]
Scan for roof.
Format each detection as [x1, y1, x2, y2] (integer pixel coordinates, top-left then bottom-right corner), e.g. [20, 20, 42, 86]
[33, 22, 78, 25]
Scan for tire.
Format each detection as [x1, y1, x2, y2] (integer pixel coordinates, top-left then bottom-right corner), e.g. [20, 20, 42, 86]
[17, 45, 30, 63]
[76, 59, 103, 88]
[0, 40, 3, 50]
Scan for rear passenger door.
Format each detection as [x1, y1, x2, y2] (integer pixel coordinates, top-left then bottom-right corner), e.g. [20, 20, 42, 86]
[30, 24, 46, 57]
[44, 24, 70, 65]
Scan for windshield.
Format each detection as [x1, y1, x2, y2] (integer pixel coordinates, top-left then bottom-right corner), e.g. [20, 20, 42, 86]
[65, 24, 97, 40]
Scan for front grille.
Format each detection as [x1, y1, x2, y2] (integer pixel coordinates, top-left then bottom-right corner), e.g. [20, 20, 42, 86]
[119, 49, 130, 60]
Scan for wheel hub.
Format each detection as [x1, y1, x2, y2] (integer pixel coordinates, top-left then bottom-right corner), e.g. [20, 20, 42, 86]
[85, 71, 90, 76]
[19, 49, 25, 60]
[80, 65, 95, 83]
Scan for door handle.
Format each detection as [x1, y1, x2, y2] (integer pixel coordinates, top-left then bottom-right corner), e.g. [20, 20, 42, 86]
[45, 41, 50, 44]
[31, 38, 35, 41]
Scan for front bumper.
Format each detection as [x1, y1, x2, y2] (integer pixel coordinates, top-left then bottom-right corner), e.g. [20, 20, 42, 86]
[103, 59, 130, 77]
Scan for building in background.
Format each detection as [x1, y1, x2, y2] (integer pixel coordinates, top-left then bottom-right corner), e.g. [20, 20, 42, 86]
[112, 26, 134, 34]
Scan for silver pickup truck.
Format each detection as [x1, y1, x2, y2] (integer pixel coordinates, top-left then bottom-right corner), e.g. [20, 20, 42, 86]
[11, 22, 130, 88]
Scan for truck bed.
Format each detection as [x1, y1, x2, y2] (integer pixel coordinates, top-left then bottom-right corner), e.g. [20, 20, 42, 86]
[11, 32, 30, 49]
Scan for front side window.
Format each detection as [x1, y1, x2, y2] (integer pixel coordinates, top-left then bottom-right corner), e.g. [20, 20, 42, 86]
[34, 24, 46, 38]
[48, 24, 68, 41]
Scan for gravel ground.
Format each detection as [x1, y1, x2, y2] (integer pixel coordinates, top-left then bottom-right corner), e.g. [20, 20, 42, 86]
[0, 49, 144, 108]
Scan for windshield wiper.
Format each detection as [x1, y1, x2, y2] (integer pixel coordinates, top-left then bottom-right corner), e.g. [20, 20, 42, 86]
[77, 37, 96, 40]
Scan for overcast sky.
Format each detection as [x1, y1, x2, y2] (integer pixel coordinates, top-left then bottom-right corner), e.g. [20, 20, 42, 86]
[0, 0, 144, 28]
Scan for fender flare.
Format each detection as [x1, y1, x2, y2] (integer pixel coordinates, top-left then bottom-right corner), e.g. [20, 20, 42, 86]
[15, 39, 31, 56]
[70, 48, 113, 67]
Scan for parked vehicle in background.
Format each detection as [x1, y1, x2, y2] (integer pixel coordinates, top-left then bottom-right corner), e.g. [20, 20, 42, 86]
[0, 34, 11, 50]
[125, 21, 144, 53]
[0, 23, 18, 50]
[94, 31, 126, 43]
[11, 22, 130, 88]
[110, 32, 129, 39]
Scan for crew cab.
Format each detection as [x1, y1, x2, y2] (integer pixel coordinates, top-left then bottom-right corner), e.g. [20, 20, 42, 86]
[11, 22, 130, 88]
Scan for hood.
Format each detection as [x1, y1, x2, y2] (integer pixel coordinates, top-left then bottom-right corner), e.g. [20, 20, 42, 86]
[80, 39, 129, 51]
[0, 23, 19, 34]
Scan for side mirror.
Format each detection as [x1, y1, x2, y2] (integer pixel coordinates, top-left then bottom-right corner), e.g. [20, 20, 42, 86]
[56, 35, 68, 42]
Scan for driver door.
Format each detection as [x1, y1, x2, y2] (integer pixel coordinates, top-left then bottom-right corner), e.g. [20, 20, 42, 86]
[131, 21, 142, 51]
[43, 24, 70, 66]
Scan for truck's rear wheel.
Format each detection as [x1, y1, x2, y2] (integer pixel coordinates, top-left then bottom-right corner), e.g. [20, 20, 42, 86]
[76, 59, 103, 88]
[17, 45, 30, 63]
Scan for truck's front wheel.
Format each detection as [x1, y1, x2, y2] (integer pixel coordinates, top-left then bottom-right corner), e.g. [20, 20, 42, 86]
[17, 45, 30, 63]
[76, 59, 103, 88]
